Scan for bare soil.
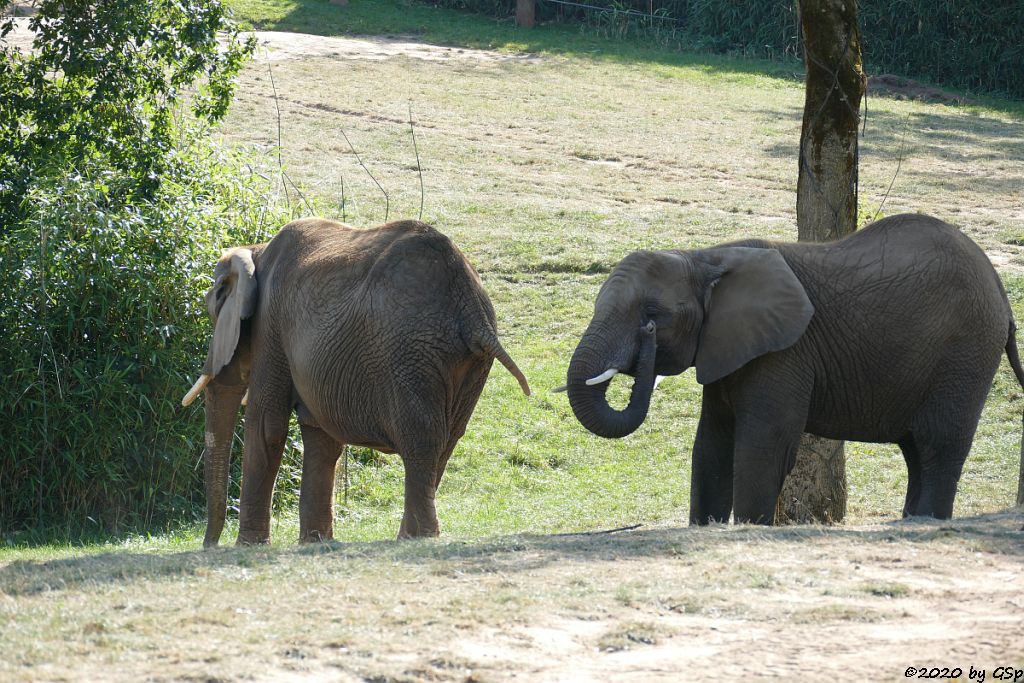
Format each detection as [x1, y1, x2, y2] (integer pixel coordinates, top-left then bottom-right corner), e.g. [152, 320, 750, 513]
[868, 74, 975, 106]
[2, 512, 1022, 681]
[251, 31, 544, 64]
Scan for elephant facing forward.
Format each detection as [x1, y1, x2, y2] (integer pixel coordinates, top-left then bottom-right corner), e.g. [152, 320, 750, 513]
[183, 219, 530, 546]
[565, 213, 1024, 524]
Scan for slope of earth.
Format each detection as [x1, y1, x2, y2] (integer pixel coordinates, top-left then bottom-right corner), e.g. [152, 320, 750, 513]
[2, 512, 1022, 681]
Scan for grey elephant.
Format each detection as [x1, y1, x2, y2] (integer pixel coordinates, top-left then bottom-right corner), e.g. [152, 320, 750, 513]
[564, 213, 1024, 524]
[182, 218, 530, 546]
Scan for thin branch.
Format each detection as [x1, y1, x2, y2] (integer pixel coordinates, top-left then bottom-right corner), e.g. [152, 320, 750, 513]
[342, 445, 349, 507]
[282, 168, 313, 214]
[340, 127, 389, 222]
[339, 173, 346, 222]
[873, 114, 911, 222]
[551, 524, 643, 537]
[408, 101, 424, 221]
[266, 59, 290, 210]
[266, 59, 314, 215]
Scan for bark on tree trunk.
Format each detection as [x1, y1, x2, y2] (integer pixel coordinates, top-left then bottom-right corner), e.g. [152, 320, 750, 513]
[516, 0, 535, 28]
[777, 0, 864, 524]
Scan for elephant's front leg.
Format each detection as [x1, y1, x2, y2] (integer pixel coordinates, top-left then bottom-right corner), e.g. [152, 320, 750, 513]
[298, 424, 343, 543]
[689, 392, 735, 525]
[731, 409, 805, 525]
[237, 378, 293, 545]
[398, 456, 440, 539]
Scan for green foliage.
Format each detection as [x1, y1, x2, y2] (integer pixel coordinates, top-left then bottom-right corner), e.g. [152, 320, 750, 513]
[0, 0, 254, 224]
[0, 0, 274, 538]
[425, 0, 1024, 97]
[0, 147, 293, 538]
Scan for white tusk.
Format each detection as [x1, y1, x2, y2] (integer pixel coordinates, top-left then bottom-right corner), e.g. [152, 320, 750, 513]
[653, 375, 666, 391]
[241, 389, 249, 406]
[181, 374, 212, 407]
[551, 384, 568, 393]
[585, 368, 619, 386]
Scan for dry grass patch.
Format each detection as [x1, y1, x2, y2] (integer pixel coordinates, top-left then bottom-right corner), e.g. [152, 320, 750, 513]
[5, 512, 1022, 681]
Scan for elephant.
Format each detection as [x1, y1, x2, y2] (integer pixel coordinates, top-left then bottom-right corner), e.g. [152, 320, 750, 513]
[564, 213, 1024, 524]
[182, 218, 530, 547]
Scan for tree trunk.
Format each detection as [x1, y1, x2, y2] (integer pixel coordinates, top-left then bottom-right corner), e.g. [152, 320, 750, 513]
[777, 0, 864, 524]
[516, 0, 535, 28]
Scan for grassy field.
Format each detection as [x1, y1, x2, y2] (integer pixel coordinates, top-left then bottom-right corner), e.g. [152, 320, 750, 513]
[2, 1, 1024, 679]
[203, 0, 1024, 540]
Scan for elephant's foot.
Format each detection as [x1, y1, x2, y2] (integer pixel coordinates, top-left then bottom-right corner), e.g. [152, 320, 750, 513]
[235, 531, 271, 546]
[396, 529, 441, 540]
[397, 514, 440, 539]
[298, 529, 333, 544]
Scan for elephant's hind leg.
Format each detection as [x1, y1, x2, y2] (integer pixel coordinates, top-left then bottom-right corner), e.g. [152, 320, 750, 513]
[897, 435, 923, 517]
[905, 374, 990, 519]
[395, 421, 446, 539]
[298, 424, 343, 543]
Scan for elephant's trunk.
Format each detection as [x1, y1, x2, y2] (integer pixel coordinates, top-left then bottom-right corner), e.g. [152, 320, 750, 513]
[202, 384, 245, 548]
[567, 321, 657, 438]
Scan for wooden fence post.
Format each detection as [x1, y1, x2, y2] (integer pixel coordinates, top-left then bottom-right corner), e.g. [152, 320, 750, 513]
[516, 0, 535, 28]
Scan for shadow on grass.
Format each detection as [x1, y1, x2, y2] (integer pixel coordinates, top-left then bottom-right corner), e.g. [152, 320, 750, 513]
[232, 0, 1024, 119]
[3, 508, 1020, 596]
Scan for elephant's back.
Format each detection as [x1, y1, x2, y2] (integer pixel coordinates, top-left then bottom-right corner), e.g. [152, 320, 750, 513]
[831, 213, 994, 272]
[789, 214, 1005, 311]
[790, 214, 1010, 441]
[272, 220, 497, 449]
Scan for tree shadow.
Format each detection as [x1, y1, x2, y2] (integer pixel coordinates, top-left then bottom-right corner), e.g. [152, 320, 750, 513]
[3, 509, 1019, 596]
[755, 106, 1024, 202]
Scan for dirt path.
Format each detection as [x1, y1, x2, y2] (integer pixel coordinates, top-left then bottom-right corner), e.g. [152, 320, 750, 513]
[3, 20, 540, 63]
[251, 31, 543, 64]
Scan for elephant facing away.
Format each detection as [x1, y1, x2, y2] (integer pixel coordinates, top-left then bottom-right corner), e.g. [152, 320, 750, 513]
[183, 219, 530, 547]
[564, 213, 1024, 524]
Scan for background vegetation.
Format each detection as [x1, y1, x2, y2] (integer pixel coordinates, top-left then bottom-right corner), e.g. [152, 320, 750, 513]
[0, 0, 285, 538]
[427, 0, 1024, 97]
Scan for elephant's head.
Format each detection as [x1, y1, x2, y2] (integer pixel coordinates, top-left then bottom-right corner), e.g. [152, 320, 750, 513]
[182, 246, 260, 548]
[566, 247, 814, 438]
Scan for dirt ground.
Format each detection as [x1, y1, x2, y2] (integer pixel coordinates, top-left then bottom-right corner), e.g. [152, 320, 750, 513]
[2, 512, 1023, 682]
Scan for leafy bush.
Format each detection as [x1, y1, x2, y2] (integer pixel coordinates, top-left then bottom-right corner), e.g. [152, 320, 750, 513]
[424, 0, 1024, 97]
[0, 150, 283, 536]
[0, 0, 294, 539]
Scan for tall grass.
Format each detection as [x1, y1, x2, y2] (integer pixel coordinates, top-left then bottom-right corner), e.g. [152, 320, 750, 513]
[0, 143, 300, 540]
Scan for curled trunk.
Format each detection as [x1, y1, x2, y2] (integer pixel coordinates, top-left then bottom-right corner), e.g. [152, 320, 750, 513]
[566, 322, 658, 438]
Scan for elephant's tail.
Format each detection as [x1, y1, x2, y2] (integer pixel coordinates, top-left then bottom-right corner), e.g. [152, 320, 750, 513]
[477, 332, 531, 397]
[1007, 318, 1024, 508]
[1006, 318, 1024, 389]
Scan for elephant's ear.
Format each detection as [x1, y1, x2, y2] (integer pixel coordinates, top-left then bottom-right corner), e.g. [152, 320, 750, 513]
[695, 247, 813, 385]
[203, 248, 257, 378]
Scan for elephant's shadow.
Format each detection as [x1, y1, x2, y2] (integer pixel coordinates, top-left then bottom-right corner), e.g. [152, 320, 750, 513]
[2, 511, 1022, 596]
